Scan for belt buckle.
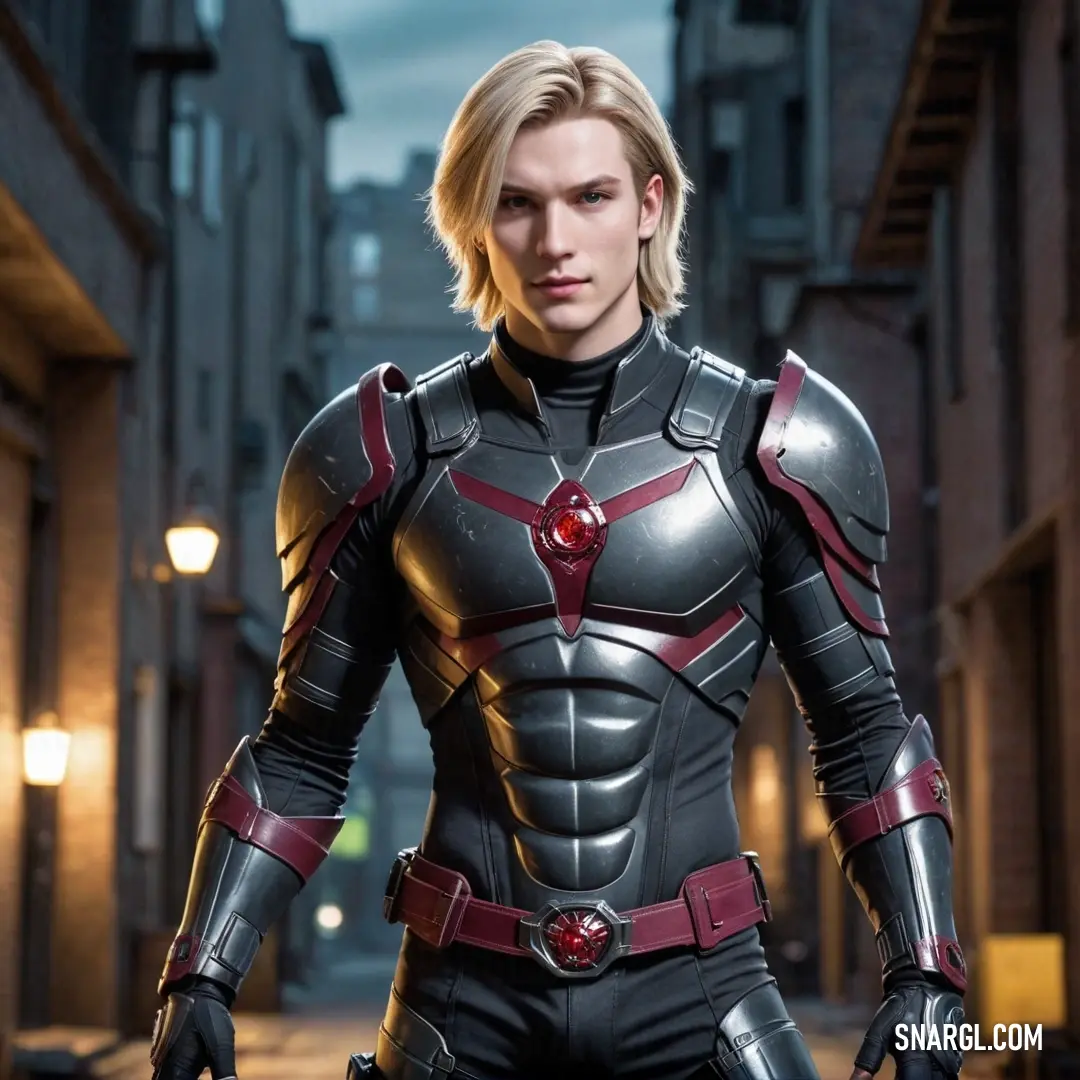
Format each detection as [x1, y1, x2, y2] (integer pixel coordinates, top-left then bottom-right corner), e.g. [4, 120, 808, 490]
[382, 847, 417, 923]
[517, 900, 633, 979]
[741, 850, 772, 922]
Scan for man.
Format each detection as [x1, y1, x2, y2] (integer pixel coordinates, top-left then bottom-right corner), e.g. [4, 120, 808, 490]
[149, 41, 966, 1080]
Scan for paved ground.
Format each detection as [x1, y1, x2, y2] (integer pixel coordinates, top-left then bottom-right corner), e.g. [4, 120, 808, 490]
[78, 1000, 1009, 1080]
[15, 963, 1008, 1080]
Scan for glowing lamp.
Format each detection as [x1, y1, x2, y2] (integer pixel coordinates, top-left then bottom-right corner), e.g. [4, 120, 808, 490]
[165, 507, 220, 576]
[22, 711, 71, 786]
[315, 903, 344, 933]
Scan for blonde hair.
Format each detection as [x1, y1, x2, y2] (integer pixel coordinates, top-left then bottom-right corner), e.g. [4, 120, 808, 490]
[427, 40, 692, 331]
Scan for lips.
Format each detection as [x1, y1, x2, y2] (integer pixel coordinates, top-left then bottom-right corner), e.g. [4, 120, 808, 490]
[533, 277, 588, 298]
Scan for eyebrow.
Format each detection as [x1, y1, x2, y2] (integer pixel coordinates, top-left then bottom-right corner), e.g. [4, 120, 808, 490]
[499, 174, 624, 196]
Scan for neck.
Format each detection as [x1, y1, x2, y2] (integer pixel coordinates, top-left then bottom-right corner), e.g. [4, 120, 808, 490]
[503, 282, 645, 362]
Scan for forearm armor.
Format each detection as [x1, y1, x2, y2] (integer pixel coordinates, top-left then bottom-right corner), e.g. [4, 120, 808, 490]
[819, 713, 966, 993]
[158, 737, 343, 999]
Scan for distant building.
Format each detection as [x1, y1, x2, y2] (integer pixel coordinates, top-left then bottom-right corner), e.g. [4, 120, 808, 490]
[136, 0, 345, 1015]
[671, 0, 931, 1005]
[0, 0, 344, 1059]
[326, 150, 487, 954]
[329, 149, 487, 391]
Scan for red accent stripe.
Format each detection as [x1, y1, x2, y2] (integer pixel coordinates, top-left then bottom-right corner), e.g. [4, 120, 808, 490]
[824, 757, 951, 862]
[757, 356, 877, 584]
[816, 540, 888, 637]
[757, 356, 888, 635]
[159, 933, 203, 991]
[280, 571, 338, 661]
[281, 365, 405, 637]
[654, 604, 745, 671]
[448, 469, 539, 524]
[912, 935, 968, 993]
[448, 460, 698, 529]
[351, 363, 405, 508]
[201, 774, 343, 882]
[599, 460, 696, 521]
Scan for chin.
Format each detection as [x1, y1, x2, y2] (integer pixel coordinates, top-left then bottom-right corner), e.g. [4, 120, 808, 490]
[529, 301, 603, 335]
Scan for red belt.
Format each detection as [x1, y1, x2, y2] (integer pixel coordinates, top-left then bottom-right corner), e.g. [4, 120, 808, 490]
[382, 849, 771, 979]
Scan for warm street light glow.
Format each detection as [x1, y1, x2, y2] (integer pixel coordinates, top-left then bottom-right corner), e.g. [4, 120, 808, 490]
[315, 903, 344, 932]
[22, 712, 71, 786]
[165, 512, 220, 575]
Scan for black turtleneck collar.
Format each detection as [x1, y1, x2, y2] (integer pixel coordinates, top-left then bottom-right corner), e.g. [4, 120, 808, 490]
[488, 311, 664, 433]
[493, 314, 651, 405]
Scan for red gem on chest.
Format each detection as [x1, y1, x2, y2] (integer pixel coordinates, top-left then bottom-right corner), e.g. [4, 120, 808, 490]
[544, 503, 599, 553]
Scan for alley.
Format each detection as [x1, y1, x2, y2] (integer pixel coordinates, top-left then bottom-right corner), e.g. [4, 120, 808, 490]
[88, 1010, 878, 1080]
[54, 1002, 1006, 1080]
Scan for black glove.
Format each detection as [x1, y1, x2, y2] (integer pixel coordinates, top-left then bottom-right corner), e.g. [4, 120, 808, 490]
[150, 980, 238, 1080]
[850, 982, 965, 1080]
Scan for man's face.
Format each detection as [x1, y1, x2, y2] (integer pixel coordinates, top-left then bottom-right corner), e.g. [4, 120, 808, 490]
[483, 115, 663, 343]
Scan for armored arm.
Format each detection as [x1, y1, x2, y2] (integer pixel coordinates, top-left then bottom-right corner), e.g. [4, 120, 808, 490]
[755, 352, 965, 1000]
[157, 363, 413, 1004]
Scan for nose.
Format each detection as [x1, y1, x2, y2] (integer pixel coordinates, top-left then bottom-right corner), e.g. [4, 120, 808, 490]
[535, 202, 573, 261]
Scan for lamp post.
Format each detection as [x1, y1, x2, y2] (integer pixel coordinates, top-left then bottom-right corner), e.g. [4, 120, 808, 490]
[18, 709, 70, 1028]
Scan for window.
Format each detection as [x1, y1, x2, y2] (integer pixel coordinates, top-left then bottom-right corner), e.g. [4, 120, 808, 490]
[281, 133, 299, 321]
[195, 0, 225, 37]
[196, 369, 213, 432]
[350, 233, 381, 278]
[170, 98, 198, 199]
[200, 111, 223, 229]
[735, 0, 800, 24]
[931, 186, 962, 401]
[352, 283, 380, 323]
[235, 128, 257, 185]
[707, 149, 731, 197]
[783, 97, 805, 208]
[296, 161, 312, 310]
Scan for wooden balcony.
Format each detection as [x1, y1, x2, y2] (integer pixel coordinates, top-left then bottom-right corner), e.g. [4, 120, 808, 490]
[854, 0, 1016, 269]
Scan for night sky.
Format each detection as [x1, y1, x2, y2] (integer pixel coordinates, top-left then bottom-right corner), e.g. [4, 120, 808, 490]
[284, 0, 673, 187]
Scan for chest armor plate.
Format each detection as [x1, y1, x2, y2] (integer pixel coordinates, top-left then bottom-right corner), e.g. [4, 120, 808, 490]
[391, 352, 768, 899]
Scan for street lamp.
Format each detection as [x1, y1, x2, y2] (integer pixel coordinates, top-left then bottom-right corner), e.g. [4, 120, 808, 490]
[22, 711, 71, 787]
[165, 475, 221, 576]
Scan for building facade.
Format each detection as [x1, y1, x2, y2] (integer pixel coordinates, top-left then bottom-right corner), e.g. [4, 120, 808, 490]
[670, 0, 932, 1004]
[0, 0, 344, 1063]
[0, 0, 159, 1065]
[856, 0, 1080, 1040]
[142, 0, 345, 1013]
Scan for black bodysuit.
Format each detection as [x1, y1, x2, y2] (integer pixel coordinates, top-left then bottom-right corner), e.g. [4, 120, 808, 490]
[242, 315, 920, 1079]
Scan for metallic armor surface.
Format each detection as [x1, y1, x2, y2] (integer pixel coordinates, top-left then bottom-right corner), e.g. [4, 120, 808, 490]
[763, 350, 889, 564]
[392, 348, 764, 911]
[157, 322, 963, 1079]
[827, 714, 966, 991]
[157, 739, 342, 998]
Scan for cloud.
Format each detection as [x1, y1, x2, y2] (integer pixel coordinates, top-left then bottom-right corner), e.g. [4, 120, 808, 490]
[284, 0, 672, 187]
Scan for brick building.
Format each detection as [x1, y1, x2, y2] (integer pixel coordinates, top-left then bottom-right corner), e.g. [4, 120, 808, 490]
[0, 0, 159, 1068]
[0, 0, 344, 1065]
[856, 0, 1080, 1037]
[670, 0, 934, 1003]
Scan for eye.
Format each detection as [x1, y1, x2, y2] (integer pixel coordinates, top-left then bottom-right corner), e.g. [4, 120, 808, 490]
[500, 195, 529, 210]
[580, 191, 609, 205]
